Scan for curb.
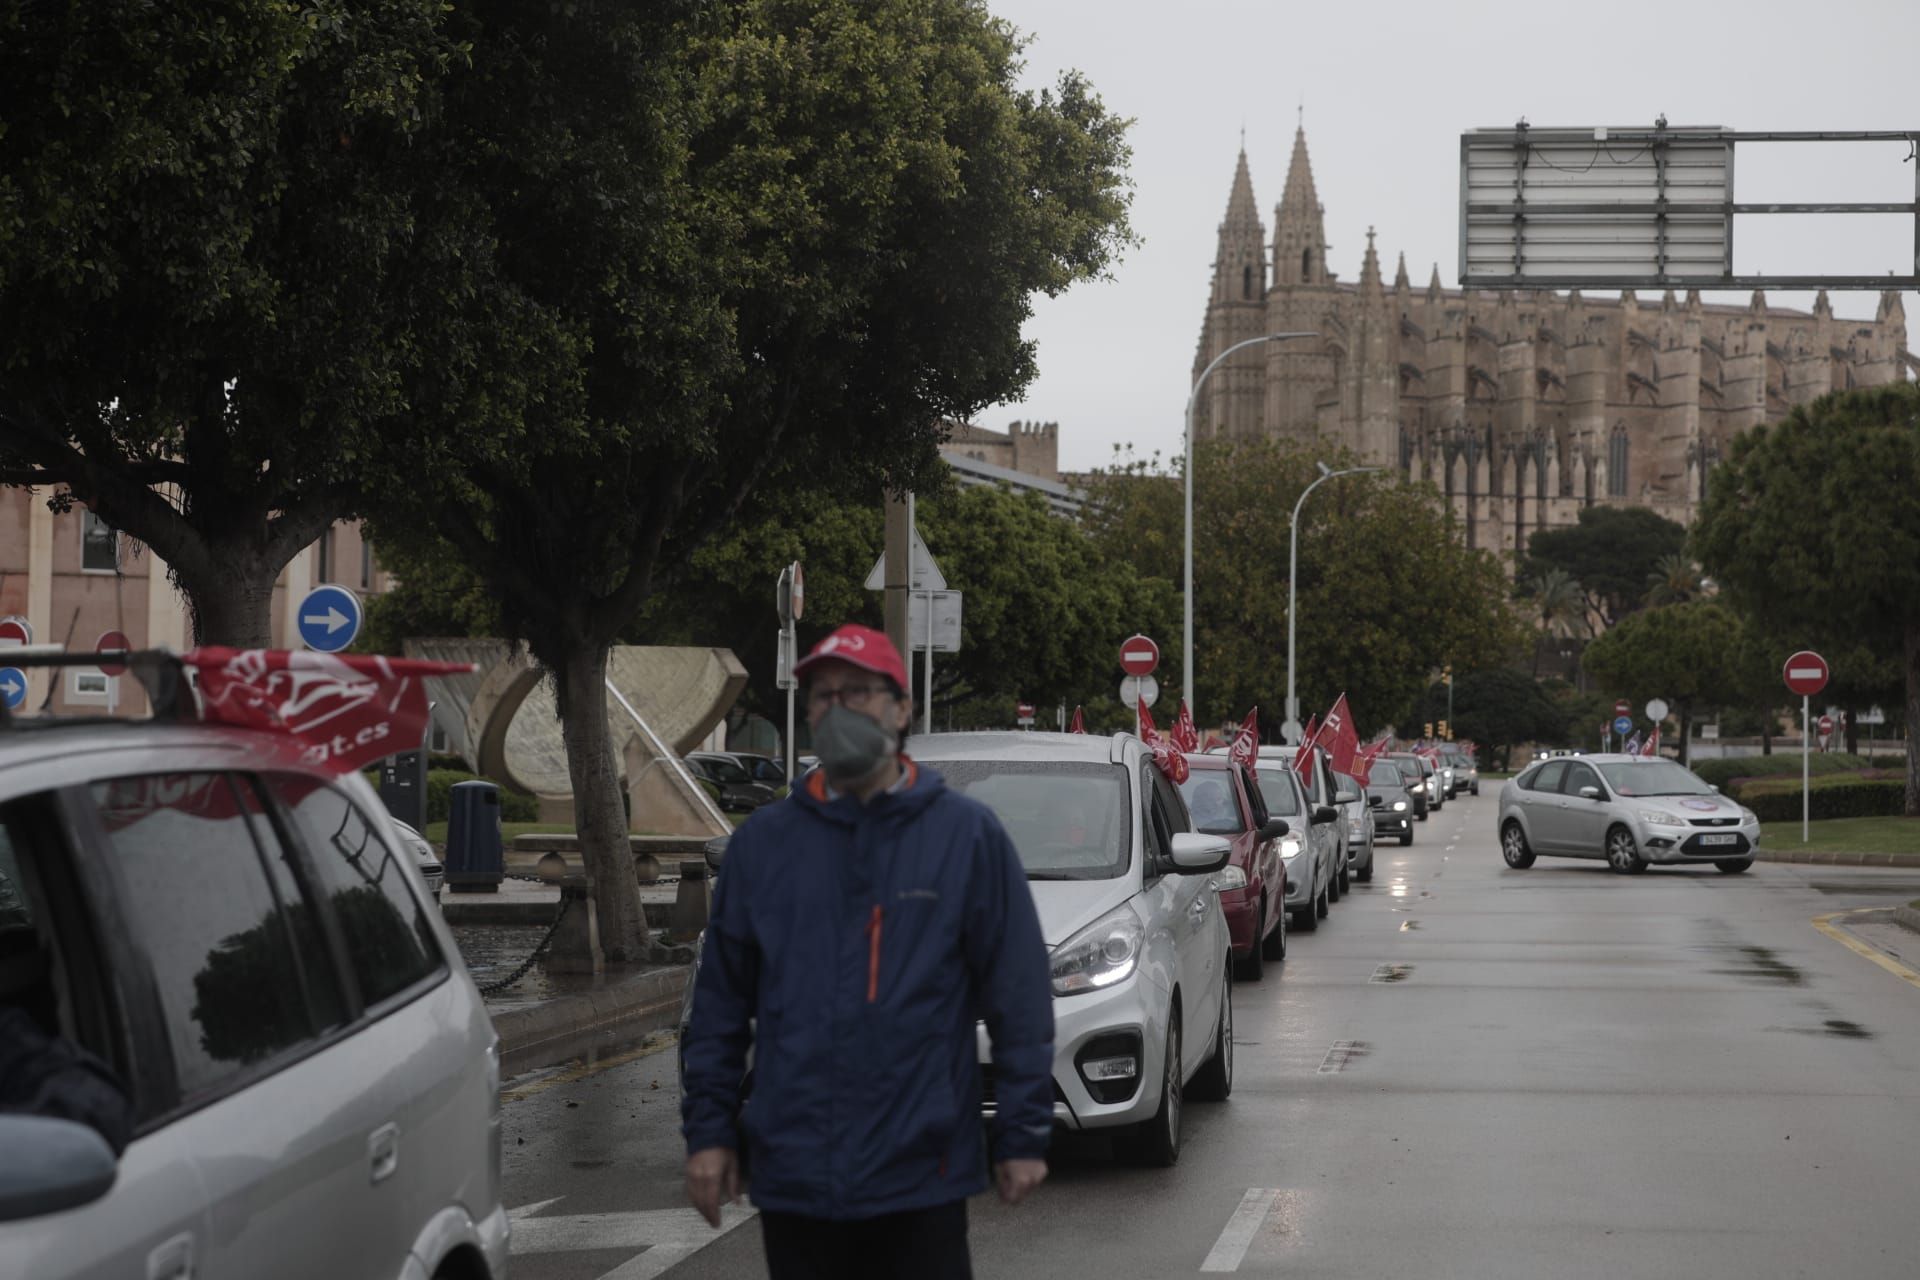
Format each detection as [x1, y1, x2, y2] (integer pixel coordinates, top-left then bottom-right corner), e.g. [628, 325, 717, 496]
[1892, 905, 1920, 934]
[1754, 849, 1920, 868]
[444, 899, 676, 928]
[490, 964, 691, 1059]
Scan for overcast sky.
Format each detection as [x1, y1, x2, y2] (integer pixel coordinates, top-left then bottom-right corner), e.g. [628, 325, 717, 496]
[983, 0, 1920, 473]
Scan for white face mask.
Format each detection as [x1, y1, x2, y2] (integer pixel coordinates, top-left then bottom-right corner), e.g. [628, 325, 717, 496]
[813, 705, 898, 787]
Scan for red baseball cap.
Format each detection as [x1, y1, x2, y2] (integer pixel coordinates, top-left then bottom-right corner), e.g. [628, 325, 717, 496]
[793, 623, 909, 693]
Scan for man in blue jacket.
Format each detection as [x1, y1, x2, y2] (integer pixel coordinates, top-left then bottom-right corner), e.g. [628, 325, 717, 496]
[682, 623, 1053, 1279]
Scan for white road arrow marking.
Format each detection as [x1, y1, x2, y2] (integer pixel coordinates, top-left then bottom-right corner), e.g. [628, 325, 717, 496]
[509, 1201, 758, 1280]
[303, 605, 349, 633]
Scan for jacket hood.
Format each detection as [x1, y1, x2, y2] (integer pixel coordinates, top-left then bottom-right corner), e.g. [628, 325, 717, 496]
[789, 756, 947, 826]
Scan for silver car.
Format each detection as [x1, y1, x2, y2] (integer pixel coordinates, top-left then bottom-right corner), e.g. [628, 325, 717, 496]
[1248, 751, 1343, 930]
[390, 817, 446, 898]
[1497, 754, 1762, 874]
[1335, 770, 1376, 884]
[0, 717, 507, 1278]
[911, 731, 1235, 1167]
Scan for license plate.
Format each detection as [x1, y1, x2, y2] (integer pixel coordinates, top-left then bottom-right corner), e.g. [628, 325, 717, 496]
[1699, 833, 1738, 846]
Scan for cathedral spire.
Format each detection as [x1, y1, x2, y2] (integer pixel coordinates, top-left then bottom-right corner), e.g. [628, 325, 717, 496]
[1427, 262, 1444, 303]
[1879, 289, 1906, 322]
[1272, 125, 1330, 286]
[1812, 289, 1832, 319]
[1394, 251, 1411, 293]
[1359, 228, 1384, 300]
[1211, 146, 1267, 304]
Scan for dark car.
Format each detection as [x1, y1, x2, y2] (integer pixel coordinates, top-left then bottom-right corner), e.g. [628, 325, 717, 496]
[1178, 754, 1290, 980]
[1366, 764, 1417, 846]
[685, 752, 779, 812]
[1385, 754, 1431, 820]
[716, 751, 788, 786]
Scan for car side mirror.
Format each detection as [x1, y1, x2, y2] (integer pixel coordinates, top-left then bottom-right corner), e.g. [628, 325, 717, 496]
[1579, 786, 1602, 801]
[703, 833, 730, 872]
[0, 1116, 118, 1222]
[1168, 832, 1233, 875]
[1367, 793, 1384, 808]
[1259, 817, 1290, 840]
[1311, 805, 1339, 826]
[1335, 790, 1359, 805]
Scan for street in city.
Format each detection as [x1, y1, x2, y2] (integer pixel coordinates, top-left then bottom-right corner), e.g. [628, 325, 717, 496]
[501, 787, 1920, 1280]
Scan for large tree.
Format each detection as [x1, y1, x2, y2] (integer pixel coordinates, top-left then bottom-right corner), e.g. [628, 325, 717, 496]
[1523, 505, 1687, 629]
[1581, 600, 1744, 763]
[1694, 381, 1920, 812]
[1081, 440, 1525, 740]
[0, 0, 468, 644]
[367, 0, 1136, 960]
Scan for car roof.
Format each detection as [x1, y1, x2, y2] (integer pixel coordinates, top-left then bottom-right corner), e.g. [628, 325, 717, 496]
[1181, 753, 1233, 772]
[0, 717, 308, 777]
[906, 731, 1134, 766]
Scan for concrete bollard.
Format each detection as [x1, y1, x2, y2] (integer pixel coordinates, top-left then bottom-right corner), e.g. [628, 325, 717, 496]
[541, 875, 604, 976]
[670, 859, 710, 940]
[633, 850, 664, 886]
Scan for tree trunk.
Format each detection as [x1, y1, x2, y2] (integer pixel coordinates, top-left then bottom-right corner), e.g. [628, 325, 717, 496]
[1844, 710, 1860, 758]
[1677, 705, 1691, 766]
[555, 640, 650, 961]
[1905, 621, 1920, 819]
[172, 557, 280, 648]
[1760, 709, 1773, 756]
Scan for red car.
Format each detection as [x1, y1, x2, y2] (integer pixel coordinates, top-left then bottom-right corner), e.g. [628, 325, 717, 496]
[1179, 754, 1290, 980]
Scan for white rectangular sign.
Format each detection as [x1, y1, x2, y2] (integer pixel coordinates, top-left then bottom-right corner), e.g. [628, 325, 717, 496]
[907, 591, 963, 653]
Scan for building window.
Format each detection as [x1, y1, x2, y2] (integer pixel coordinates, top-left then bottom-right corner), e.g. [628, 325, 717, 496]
[1608, 429, 1630, 498]
[360, 537, 373, 589]
[1301, 249, 1312, 280]
[316, 529, 333, 584]
[1242, 265, 1253, 300]
[81, 511, 120, 572]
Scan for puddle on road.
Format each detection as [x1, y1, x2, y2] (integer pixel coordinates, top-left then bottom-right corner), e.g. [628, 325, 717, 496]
[1765, 1019, 1876, 1040]
[1369, 963, 1415, 984]
[501, 1018, 681, 1086]
[1698, 943, 1807, 987]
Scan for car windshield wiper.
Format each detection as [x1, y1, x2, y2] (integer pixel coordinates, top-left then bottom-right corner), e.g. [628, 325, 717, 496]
[1024, 871, 1109, 881]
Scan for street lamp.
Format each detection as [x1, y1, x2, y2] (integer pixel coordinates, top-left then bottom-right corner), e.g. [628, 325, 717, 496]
[1183, 332, 1317, 711]
[1285, 460, 1381, 739]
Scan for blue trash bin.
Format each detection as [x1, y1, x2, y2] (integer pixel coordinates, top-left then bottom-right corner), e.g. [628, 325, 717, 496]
[445, 780, 505, 893]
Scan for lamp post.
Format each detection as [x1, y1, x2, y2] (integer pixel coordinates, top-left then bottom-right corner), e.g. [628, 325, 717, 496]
[1285, 461, 1381, 739]
[1183, 332, 1317, 711]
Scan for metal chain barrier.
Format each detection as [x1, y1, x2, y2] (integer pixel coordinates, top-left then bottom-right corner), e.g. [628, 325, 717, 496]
[475, 892, 573, 995]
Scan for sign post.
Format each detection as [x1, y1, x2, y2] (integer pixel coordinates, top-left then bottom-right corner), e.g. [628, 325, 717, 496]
[777, 563, 804, 784]
[1783, 651, 1830, 843]
[1016, 701, 1036, 730]
[97, 630, 132, 717]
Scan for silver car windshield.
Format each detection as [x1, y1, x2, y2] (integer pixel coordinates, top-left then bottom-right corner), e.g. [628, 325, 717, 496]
[1596, 761, 1714, 797]
[1177, 772, 1245, 836]
[936, 760, 1130, 880]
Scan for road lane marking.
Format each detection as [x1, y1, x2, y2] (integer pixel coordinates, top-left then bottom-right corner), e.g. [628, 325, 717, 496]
[1317, 1040, 1370, 1074]
[1813, 912, 1920, 992]
[1200, 1188, 1279, 1271]
[509, 1202, 759, 1279]
[1369, 963, 1413, 983]
[501, 1032, 678, 1104]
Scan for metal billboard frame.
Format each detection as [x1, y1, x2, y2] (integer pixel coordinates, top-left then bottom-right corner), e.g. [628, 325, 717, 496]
[1460, 123, 1920, 290]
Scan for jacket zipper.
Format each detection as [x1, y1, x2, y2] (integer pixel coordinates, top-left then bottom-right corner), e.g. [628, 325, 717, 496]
[866, 903, 883, 1003]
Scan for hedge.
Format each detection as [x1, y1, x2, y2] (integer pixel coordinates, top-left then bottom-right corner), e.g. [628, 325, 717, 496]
[426, 769, 540, 823]
[1692, 753, 1874, 789]
[1745, 779, 1907, 823]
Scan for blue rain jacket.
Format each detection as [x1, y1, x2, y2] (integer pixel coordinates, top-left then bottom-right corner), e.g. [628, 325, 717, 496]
[681, 760, 1054, 1220]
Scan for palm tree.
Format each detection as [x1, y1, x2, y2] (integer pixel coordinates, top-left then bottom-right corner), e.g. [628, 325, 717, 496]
[1646, 553, 1707, 605]
[1527, 568, 1590, 677]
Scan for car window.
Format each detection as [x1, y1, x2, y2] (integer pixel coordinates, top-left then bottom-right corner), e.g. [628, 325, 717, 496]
[1239, 767, 1271, 828]
[90, 773, 321, 1103]
[701, 756, 751, 784]
[1251, 767, 1303, 816]
[936, 760, 1131, 880]
[268, 775, 443, 1007]
[1561, 762, 1603, 795]
[0, 824, 29, 929]
[1531, 761, 1568, 793]
[1597, 761, 1715, 797]
[1177, 772, 1245, 836]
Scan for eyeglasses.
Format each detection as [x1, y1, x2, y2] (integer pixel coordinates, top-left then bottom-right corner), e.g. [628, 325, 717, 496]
[806, 683, 894, 711]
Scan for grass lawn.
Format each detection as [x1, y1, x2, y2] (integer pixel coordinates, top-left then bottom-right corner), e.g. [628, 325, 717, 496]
[1758, 815, 1920, 856]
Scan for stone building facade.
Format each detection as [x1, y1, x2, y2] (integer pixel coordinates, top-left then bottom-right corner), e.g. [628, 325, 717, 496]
[1193, 128, 1916, 558]
[940, 419, 1061, 483]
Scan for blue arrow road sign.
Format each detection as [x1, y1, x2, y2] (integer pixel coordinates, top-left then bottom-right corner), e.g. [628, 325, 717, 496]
[297, 584, 363, 653]
[1613, 715, 1633, 736]
[0, 668, 26, 711]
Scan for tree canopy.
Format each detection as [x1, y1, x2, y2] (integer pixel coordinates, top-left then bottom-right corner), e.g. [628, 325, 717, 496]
[1692, 382, 1920, 812]
[1581, 600, 1745, 761]
[1523, 505, 1687, 629]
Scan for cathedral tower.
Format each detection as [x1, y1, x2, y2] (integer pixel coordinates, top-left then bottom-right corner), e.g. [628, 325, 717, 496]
[1195, 147, 1270, 440]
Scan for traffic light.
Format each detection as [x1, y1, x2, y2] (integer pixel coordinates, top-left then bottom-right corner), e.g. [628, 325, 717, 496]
[1442, 665, 1453, 684]
[1423, 721, 1434, 738]
[1438, 720, 1450, 741]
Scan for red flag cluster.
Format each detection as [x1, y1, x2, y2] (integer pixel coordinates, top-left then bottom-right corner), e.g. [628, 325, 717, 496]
[1135, 700, 1190, 784]
[1227, 708, 1260, 769]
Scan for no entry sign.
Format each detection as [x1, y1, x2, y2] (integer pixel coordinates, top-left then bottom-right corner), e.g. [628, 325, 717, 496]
[1613, 699, 1631, 716]
[1817, 714, 1835, 735]
[1119, 634, 1160, 677]
[97, 630, 132, 677]
[1782, 651, 1829, 698]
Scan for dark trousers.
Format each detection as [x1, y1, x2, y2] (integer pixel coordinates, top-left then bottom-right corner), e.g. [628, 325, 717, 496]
[760, 1199, 972, 1280]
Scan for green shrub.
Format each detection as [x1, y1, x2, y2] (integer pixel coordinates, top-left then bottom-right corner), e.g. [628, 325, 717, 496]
[1692, 753, 1872, 789]
[425, 769, 539, 823]
[1744, 779, 1906, 823]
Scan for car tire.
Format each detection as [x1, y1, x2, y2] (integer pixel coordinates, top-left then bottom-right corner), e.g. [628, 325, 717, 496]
[1357, 854, 1373, 884]
[1124, 1009, 1183, 1167]
[1260, 902, 1287, 961]
[1188, 973, 1233, 1102]
[1235, 913, 1265, 982]
[1605, 825, 1648, 875]
[1293, 889, 1320, 933]
[1400, 831, 1414, 846]
[1715, 859, 1753, 874]
[1500, 821, 1536, 869]
[1315, 879, 1330, 919]
[1471, 784, 1480, 796]
[1338, 863, 1351, 895]
[1327, 865, 1342, 904]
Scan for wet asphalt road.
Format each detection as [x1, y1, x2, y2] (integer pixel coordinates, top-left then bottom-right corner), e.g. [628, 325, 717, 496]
[499, 785, 1920, 1279]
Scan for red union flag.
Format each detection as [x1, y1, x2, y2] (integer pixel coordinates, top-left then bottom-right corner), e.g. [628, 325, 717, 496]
[1227, 708, 1260, 769]
[1321, 693, 1359, 776]
[1353, 739, 1388, 787]
[1135, 700, 1188, 784]
[1294, 713, 1320, 783]
[182, 648, 476, 776]
[1068, 705, 1087, 734]
[1171, 699, 1200, 753]
[1640, 725, 1660, 758]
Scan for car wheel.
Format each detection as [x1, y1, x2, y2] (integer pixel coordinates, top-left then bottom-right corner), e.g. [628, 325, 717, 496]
[1125, 1008, 1183, 1166]
[1235, 912, 1265, 982]
[1315, 878, 1330, 919]
[1327, 864, 1342, 903]
[1400, 831, 1414, 846]
[1606, 825, 1648, 875]
[1188, 973, 1232, 1102]
[1260, 901, 1287, 961]
[1338, 862, 1351, 894]
[1715, 859, 1753, 874]
[1357, 853, 1373, 884]
[1471, 784, 1480, 796]
[1293, 888, 1320, 933]
[1500, 821, 1536, 869]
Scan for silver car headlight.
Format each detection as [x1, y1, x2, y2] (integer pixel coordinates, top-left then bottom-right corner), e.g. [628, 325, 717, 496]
[1279, 835, 1303, 859]
[1211, 865, 1248, 892]
[1637, 809, 1687, 827]
[1393, 800, 1408, 812]
[1050, 906, 1146, 997]
[1739, 806, 1758, 824]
